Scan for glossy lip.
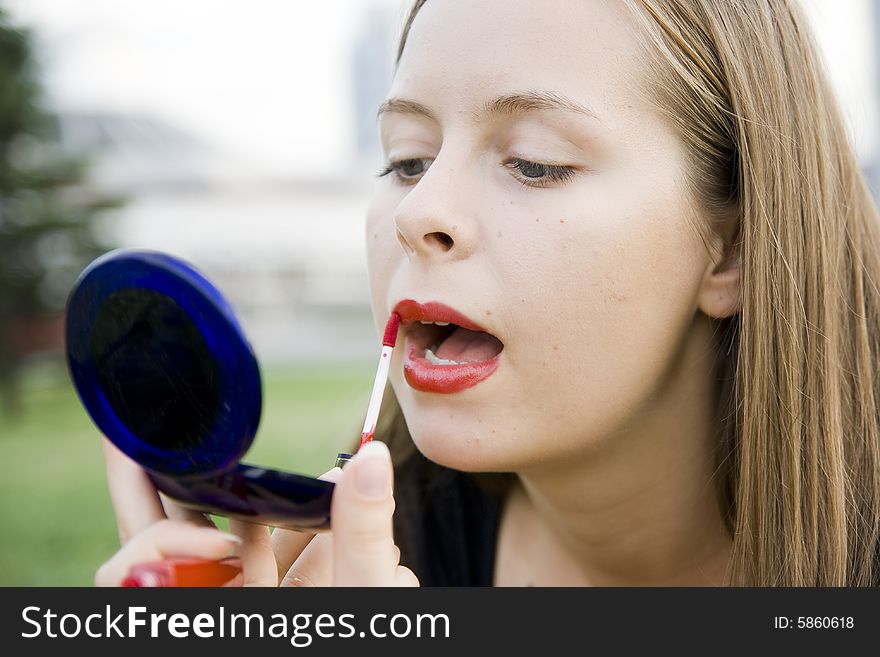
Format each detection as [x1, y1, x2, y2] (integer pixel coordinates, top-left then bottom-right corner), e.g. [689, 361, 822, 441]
[392, 299, 495, 333]
[392, 299, 503, 394]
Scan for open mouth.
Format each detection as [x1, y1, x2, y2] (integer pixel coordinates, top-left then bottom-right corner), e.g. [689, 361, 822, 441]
[404, 321, 505, 365]
[393, 299, 505, 393]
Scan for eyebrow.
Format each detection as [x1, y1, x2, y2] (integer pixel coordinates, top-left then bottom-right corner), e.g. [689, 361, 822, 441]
[375, 90, 599, 123]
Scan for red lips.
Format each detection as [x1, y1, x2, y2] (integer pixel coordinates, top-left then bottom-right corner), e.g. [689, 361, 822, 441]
[392, 299, 503, 394]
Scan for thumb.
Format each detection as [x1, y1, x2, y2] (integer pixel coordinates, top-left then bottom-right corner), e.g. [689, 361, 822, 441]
[331, 440, 397, 586]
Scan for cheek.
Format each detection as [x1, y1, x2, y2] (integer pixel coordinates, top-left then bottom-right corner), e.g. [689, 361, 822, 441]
[493, 191, 709, 456]
[505, 195, 701, 353]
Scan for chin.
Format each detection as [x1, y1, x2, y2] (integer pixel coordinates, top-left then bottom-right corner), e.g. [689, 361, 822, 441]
[393, 375, 525, 471]
[407, 421, 511, 473]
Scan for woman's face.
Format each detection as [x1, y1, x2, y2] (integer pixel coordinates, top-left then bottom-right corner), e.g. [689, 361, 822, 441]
[365, 0, 716, 472]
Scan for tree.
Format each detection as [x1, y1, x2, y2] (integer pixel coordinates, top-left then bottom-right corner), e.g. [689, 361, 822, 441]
[0, 7, 120, 412]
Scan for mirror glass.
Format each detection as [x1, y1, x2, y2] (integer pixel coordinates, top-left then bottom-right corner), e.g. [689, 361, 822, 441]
[91, 288, 221, 453]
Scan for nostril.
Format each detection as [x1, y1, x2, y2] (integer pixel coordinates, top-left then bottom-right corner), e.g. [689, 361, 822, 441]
[425, 231, 454, 250]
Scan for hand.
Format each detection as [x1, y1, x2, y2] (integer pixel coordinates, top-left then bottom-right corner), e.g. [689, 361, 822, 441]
[272, 440, 419, 587]
[95, 438, 276, 586]
[95, 438, 418, 587]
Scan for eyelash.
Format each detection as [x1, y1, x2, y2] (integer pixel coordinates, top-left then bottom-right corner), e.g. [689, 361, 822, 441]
[375, 157, 577, 188]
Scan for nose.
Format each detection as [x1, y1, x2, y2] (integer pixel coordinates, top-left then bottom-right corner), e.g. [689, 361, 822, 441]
[393, 155, 479, 263]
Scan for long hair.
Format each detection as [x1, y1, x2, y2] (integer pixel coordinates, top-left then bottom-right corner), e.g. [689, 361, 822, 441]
[375, 0, 880, 586]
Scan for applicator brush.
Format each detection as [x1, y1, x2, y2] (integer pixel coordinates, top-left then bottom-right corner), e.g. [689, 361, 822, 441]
[334, 312, 401, 468]
[360, 312, 401, 447]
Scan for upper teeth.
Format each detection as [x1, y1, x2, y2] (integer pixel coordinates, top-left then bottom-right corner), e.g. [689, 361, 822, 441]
[419, 320, 450, 326]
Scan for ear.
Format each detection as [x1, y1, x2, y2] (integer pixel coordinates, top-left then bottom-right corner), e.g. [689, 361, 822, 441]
[697, 229, 741, 319]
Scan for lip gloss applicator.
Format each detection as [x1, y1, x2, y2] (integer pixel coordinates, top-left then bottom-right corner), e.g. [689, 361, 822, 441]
[334, 311, 401, 467]
[362, 311, 402, 446]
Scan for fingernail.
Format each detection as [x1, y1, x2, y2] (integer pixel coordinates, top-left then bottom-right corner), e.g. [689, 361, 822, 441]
[211, 530, 242, 544]
[353, 441, 391, 501]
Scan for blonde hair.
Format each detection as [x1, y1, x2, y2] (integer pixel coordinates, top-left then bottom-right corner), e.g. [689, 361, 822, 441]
[377, 0, 880, 586]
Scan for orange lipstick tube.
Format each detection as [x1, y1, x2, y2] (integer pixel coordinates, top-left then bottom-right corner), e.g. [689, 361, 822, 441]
[121, 557, 242, 587]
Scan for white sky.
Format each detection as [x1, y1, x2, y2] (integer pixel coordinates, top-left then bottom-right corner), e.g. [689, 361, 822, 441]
[800, 0, 878, 163]
[6, 0, 408, 177]
[6, 0, 878, 174]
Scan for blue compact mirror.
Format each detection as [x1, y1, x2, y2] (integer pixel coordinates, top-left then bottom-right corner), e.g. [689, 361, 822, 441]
[65, 249, 335, 530]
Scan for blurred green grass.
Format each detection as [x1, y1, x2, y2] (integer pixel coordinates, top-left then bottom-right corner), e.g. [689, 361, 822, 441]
[0, 359, 374, 586]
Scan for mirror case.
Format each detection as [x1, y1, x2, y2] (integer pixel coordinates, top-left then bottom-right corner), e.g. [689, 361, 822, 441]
[65, 250, 335, 530]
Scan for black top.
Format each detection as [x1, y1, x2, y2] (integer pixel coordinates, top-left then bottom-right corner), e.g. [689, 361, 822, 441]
[393, 451, 506, 586]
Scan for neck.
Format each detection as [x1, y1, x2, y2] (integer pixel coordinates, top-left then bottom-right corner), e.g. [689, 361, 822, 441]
[501, 314, 732, 586]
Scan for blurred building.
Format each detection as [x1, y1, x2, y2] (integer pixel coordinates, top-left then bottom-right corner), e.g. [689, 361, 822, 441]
[352, 3, 397, 166]
[58, 108, 381, 366]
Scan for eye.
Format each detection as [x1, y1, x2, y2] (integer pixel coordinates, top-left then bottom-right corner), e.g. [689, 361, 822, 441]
[376, 158, 432, 185]
[505, 158, 577, 188]
[375, 156, 578, 188]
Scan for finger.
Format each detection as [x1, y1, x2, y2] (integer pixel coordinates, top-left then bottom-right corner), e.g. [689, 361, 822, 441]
[95, 520, 240, 587]
[393, 565, 420, 587]
[103, 438, 165, 544]
[223, 572, 245, 587]
[271, 466, 343, 581]
[331, 441, 397, 586]
[159, 493, 216, 529]
[280, 534, 334, 587]
[229, 519, 277, 587]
